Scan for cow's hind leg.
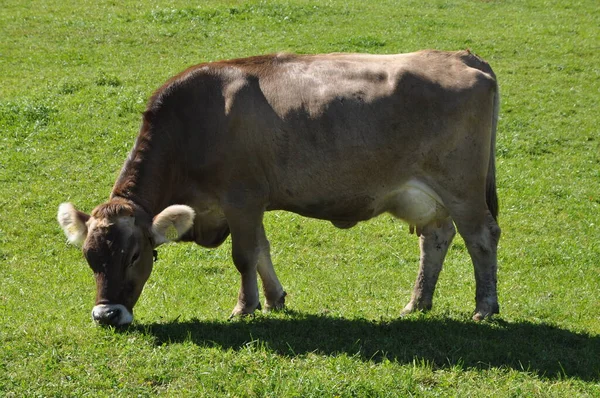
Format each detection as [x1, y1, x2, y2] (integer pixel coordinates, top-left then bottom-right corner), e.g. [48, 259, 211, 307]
[226, 208, 285, 317]
[402, 217, 455, 315]
[454, 210, 501, 320]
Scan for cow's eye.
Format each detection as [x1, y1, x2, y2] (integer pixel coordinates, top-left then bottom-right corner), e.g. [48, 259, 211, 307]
[130, 252, 140, 265]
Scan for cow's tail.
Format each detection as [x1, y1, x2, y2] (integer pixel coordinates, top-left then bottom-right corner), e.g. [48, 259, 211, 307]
[486, 83, 500, 222]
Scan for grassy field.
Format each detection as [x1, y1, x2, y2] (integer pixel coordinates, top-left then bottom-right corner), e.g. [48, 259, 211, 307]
[1, 0, 599, 395]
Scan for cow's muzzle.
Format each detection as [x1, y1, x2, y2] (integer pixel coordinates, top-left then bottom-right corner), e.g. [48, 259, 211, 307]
[91, 304, 133, 326]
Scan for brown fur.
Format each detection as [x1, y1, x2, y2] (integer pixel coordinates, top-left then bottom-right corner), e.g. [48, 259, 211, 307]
[91, 197, 135, 220]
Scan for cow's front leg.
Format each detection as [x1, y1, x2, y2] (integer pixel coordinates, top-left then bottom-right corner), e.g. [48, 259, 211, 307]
[402, 218, 455, 315]
[227, 209, 264, 317]
[255, 227, 286, 311]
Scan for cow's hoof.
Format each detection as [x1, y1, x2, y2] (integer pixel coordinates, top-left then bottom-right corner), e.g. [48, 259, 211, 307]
[229, 301, 262, 319]
[264, 291, 287, 312]
[400, 300, 431, 316]
[400, 303, 415, 316]
[472, 302, 500, 321]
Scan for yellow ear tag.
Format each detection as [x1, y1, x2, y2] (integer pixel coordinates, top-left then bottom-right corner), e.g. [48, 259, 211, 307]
[67, 224, 79, 235]
[165, 225, 179, 241]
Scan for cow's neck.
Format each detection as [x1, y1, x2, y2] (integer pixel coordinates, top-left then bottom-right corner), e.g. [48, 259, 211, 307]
[110, 116, 180, 217]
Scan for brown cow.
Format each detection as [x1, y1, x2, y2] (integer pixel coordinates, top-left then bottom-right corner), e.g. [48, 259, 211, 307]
[57, 50, 500, 326]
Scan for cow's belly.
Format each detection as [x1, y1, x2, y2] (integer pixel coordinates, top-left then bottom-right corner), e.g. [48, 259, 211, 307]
[276, 179, 448, 228]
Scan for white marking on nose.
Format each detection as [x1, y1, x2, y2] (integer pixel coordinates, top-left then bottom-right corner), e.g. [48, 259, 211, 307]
[91, 304, 133, 326]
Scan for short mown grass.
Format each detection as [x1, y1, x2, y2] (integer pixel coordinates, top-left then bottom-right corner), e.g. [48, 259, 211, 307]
[1, 0, 599, 396]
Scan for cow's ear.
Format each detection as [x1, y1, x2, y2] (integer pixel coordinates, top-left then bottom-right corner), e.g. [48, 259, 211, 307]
[57, 203, 90, 246]
[151, 205, 195, 247]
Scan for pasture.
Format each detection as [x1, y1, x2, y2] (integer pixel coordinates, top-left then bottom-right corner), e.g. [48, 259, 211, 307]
[1, 0, 598, 395]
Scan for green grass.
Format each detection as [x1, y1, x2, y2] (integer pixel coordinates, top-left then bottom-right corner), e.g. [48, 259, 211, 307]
[1, 0, 599, 395]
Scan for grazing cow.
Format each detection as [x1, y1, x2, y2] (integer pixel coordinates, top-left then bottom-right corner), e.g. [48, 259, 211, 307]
[57, 50, 500, 327]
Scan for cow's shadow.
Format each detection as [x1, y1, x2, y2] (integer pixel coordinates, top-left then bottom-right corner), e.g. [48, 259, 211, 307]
[131, 311, 599, 381]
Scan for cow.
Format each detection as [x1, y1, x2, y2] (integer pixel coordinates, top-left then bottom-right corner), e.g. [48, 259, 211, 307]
[57, 50, 500, 327]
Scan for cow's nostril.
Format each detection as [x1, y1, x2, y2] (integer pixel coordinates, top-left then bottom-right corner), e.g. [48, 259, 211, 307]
[105, 308, 121, 321]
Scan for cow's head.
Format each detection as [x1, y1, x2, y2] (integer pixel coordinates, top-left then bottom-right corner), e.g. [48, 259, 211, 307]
[57, 199, 195, 327]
